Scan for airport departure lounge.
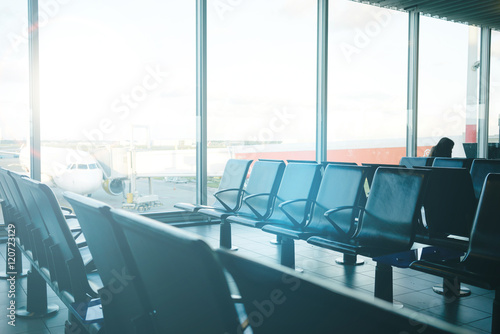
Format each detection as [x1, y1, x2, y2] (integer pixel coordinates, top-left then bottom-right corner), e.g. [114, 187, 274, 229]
[1, 1, 500, 333]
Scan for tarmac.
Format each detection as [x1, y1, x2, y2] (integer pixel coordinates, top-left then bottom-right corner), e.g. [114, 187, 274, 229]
[0, 156, 216, 213]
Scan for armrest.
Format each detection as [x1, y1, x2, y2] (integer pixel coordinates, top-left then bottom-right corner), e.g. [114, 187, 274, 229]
[243, 192, 273, 220]
[214, 188, 242, 196]
[279, 198, 312, 228]
[60, 206, 73, 214]
[324, 205, 365, 239]
[229, 294, 250, 331]
[213, 188, 243, 212]
[410, 260, 465, 280]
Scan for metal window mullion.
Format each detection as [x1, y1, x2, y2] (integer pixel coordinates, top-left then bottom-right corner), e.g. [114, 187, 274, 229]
[316, 0, 328, 163]
[196, 0, 208, 205]
[406, 11, 419, 157]
[28, 0, 41, 181]
[477, 27, 491, 159]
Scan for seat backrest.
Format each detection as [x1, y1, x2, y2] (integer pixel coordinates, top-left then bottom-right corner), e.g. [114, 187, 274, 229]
[110, 209, 240, 334]
[0, 168, 11, 206]
[19, 177, 92, 301]
[325, 161, 358, 166]
[63, 192, 150, 334]
[419, 167, 477, 239]
[465, 173, 500, 271]
[216, 249, 464, 334]
[0, 168, 21, 223]
[356, 167, 428, 251]
[267, 162, 322, 226]
[399, 157, 435, 168]
[0, 167, 22, 223]
[306, 165, 369, 238]
[211, 159, 252, 211]
[9, 171, 52, 268]
[237, 160, 285, 218]
[361, 163, 402, 189]
[469, 159, 500, 199]
[0, 169, 37, 256]
[432, 157, 473, 171]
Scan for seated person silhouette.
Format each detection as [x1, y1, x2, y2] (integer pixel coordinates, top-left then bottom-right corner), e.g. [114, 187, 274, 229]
[429, 137, 454, 158]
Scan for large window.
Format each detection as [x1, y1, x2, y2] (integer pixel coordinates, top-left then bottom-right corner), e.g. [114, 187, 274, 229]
[327, 1, 408, 164]
[0, 1, 29, 169]
[418, 18, 470, 158]
[489, 30, 500, 154]
[37, 1, 196, 211]
[207, 0, 317, 199]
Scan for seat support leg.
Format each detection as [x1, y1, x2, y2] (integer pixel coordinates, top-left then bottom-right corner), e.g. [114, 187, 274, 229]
[281, 237, 295, 269]
[335, 253, 364, 266]
[375, 262, 393, 303]
[220, 219, 237, 250]
[270, 235, 282, 245]
[16, 266, 59, 318]
[432, 277, 471, 300]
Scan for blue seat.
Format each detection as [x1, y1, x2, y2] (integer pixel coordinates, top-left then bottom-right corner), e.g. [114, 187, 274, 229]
[226, 162, 322, 252]
[216, 248, 465, 334]
[3, 170, 53, 273]
[308, 167, 428, 302]
[361, 163, 402, 188]
[415, 166, 477, 249]
[174, 159, 252, 213]
[64, 192, 152, 334]
[16, 177, 102, 302]
[399, 156, 435, 168]
[411, 166, 478, 297]
[0, 168, 16, 227]
[432, 157, 473, 171]
[0, 168, 32, 278]
[410, 173, 500, 334]
[262, 164, 369, 268]
[469, 159, 500, 199]
[0, 169, 34, 255]
[109, 209, 242, 333]
[325, 161, 358, 166]
[198, 159, 285, 248]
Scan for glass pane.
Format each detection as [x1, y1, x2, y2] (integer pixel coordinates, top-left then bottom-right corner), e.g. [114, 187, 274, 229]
[327, 1, 408, 164]
[207, 0, 317, 198]
[418, 18, 469, 158]
[0, 1, 29, 171]
[489, 31, 500, 157]
[37, 1, 196, 211]
[0, 1, 28, 230]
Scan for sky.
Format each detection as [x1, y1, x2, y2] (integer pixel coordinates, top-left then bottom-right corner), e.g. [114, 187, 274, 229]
[1, 0, 499, 147]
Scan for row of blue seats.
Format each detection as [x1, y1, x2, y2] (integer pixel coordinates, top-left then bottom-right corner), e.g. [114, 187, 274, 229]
[0, 168, 101, 332]
[0, 167, 465, 333]
[175, 158, 500, 253]
[173, 159, 477, 264]
[172, 158, 500, 333]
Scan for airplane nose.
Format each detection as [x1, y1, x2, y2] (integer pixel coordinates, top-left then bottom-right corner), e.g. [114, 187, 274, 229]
[53, 169, 103, 195]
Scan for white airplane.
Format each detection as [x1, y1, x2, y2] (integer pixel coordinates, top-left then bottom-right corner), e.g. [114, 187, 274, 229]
[19, 146, 103, 196]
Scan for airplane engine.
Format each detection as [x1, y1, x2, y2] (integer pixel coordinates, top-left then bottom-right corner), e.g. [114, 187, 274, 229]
[103, 178, 124, 196]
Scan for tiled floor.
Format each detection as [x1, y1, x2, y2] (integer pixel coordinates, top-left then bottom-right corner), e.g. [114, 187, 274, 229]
[0, 222, 494, 334]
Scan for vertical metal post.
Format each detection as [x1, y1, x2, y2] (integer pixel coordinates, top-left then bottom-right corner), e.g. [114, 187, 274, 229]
[28, 0, 41, 181]
[406, 11, 419, 157]
[478, 27, 491, 159]
[316, 0, 328, 163]
[196, 0, 208, 205]
[465, 27, 479, 144]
